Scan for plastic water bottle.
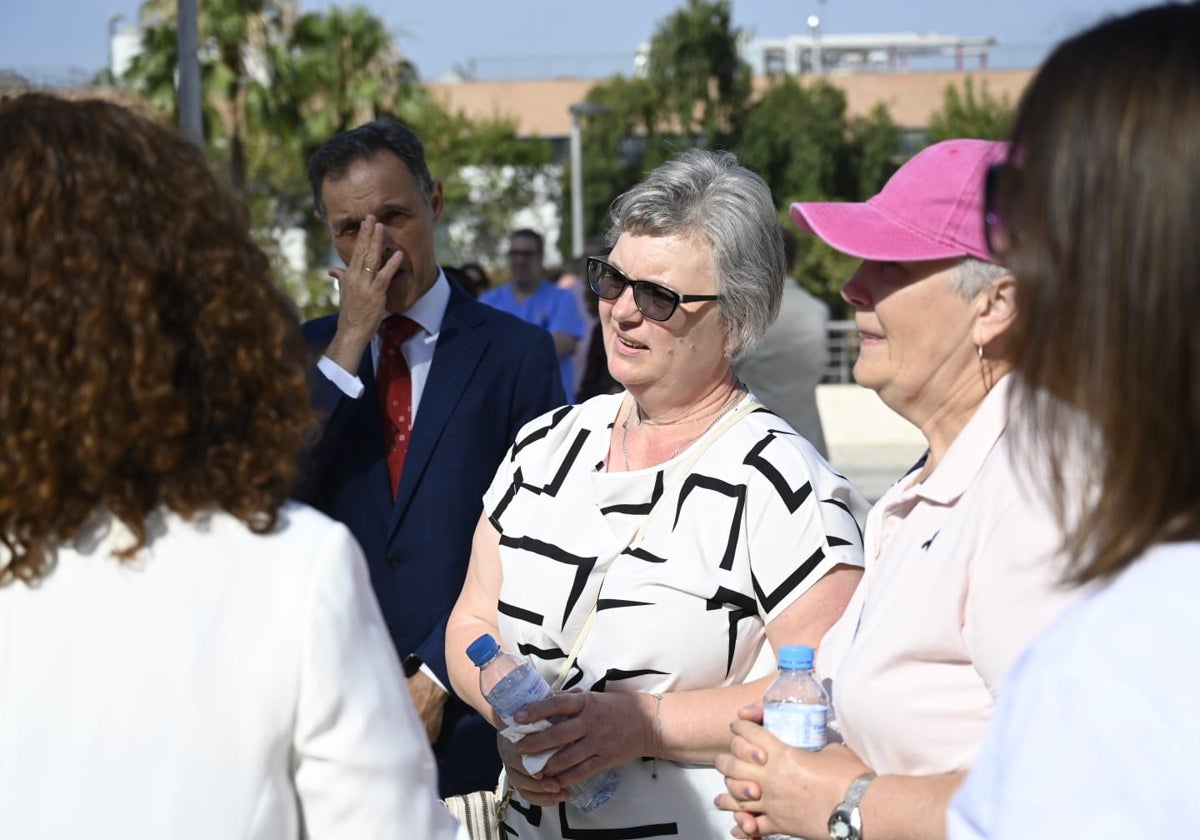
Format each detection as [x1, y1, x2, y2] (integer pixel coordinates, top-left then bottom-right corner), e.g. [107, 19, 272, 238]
[762, 644, 829, 840]
[466, 633, 620, 812]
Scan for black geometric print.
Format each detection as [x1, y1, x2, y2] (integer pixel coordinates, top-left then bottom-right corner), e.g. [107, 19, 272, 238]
[822, 496, 865, 544]
[517, 642, 568, 663]
[506, 799, 542, 828]
[752, 545, 825, 613]
[559, 802, 678, 838]
[674, 474, 746, 570]
[498, 600, 543, 627]
[589, 668, 669, 693]
[600, 470, 664, 517]
[511, 405, 574, 458]
[596, 599, 653, 611]
[499, 533, 597, 630]
[744, 433, 815, 512]
[489, 466, 524, 525]
[620, 546, 669, 564]
[705, 586, 759, 677]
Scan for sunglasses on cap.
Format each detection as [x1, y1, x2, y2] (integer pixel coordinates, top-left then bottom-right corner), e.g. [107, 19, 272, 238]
[586, 257, 720, 322]
[983, 162, 1015, 260]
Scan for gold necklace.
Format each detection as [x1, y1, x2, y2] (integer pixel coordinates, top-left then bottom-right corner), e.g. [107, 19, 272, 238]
[620, 390, 743, 471]
[633, 380, 746, 427]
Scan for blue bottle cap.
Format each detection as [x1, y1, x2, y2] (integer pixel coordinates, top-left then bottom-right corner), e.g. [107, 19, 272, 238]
[466, 633, 500, 666]
[778, 644, 815, 670]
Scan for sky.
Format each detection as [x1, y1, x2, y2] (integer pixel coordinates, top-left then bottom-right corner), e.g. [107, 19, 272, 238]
[2, 0, 1157, 85]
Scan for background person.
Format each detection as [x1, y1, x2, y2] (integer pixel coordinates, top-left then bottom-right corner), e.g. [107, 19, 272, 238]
[480, 228, 587, 402]
[296, 118, 565, 798]
[716, 140, 1081, 840]
[460, 261, 492, 297]
[734, 224, 831, 457]
[0, 93, 461, 840]
[950, 4, 1200, 836]
[446, 149, 868, 838]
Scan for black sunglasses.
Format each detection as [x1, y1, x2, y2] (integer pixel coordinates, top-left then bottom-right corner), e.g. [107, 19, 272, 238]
[586, 257, 720, 322]
[983, 162, 1014, 260]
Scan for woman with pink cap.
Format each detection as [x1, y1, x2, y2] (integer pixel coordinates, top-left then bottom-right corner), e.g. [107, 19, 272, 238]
[714, 140, 1084, 840]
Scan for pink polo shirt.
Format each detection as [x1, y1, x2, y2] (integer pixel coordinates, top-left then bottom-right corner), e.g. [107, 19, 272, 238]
[816, 375, 1081, 776]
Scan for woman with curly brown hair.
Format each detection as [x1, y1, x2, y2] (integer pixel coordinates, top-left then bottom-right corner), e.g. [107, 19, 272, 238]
[0, 94, 462, 840]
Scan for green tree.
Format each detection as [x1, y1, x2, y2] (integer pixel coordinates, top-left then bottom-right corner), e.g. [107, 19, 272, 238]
[557, 0, 752, 257]
[123, 0, 292, 195]
[279, 7, 414, 153]
[926, 76, 1014, 142]
[417, 106, 553, 266]
[646, 0, 752, 150]
[558, 75, 662, 257]
[735, 81, 900, 315]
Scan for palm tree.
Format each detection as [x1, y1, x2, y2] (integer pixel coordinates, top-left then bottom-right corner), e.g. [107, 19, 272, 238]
[122, 0, 292, 195]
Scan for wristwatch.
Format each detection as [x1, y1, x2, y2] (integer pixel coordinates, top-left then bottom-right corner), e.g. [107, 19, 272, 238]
[828, 772, 876, 840]
[402, 653, 424, 678]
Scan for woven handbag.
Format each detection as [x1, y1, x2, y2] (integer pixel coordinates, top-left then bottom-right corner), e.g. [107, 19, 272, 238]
[442, 786, 507, 840]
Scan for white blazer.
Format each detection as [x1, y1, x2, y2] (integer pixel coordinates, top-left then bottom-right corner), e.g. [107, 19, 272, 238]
[0, 502, 465, 840]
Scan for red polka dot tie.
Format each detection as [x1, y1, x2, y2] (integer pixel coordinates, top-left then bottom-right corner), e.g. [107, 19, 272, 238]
[377, 314, 421, 498]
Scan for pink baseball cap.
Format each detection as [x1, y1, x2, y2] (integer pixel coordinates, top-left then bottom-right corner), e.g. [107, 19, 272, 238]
[790, 139, 1008, 263]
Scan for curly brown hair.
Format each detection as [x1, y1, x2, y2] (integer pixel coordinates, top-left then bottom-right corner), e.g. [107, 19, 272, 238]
[0, 93, 316, 586]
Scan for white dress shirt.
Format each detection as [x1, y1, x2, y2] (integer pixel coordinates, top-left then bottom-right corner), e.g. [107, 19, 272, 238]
[316, 271, 450, 420]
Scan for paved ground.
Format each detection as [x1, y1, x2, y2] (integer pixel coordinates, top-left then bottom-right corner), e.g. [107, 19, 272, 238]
[829, 443, 926, 503]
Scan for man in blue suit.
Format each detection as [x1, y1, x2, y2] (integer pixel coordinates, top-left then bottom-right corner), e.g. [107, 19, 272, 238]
[295, 119, 565, 797]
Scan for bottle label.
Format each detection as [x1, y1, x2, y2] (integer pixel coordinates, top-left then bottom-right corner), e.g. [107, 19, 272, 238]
[763, 702, 826, 751]
[485, 662, 554, 725]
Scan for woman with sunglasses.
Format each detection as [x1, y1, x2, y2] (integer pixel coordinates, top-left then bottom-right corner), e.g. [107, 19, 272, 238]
[714, 140, 1083, 840]
[446, 149, 869, 838]
[950, 4, 1200, 836]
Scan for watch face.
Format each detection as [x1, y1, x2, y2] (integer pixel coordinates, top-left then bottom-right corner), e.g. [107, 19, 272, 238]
[828, 810, 856, 840]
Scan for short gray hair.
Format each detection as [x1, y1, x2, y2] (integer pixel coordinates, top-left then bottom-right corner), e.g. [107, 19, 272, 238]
[607, 149, 784, 358]
[953, 257, 1009, 299]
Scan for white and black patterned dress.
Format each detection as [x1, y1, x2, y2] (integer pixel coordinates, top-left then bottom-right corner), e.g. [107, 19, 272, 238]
[483, 392, 868, 839]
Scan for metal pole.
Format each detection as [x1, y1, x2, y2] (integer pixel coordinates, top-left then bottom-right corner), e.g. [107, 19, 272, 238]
[569, 109, 584, 260]
[107, 13, 124, 86]
[176, 0, 204, 150]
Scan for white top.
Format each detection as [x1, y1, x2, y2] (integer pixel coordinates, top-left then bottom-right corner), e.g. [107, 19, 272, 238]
[316, 271, 451, 417]
[0, 503, 464, 840]
[816, 376, 1080, 775]
[949, 540, 1200, 839]
[484, 392, 869, 838]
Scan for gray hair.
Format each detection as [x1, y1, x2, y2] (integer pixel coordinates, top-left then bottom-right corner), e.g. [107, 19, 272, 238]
[953, 257, 1009, 299]
[606, 149, 784, 358]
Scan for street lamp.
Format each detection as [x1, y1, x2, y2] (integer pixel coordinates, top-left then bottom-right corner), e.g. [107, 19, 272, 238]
[807, 15, 822, 75]
[107, 12, 124, 86]
[568, 101, 613, 259]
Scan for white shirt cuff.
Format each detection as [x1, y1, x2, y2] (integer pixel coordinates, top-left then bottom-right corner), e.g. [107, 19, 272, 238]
[318, 354, 365, 399]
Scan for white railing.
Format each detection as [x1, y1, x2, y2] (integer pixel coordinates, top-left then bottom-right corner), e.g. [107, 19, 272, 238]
[824, 320, 861, 384]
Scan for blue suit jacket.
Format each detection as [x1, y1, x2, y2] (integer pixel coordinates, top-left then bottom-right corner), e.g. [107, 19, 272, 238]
[296, 282, 565, 796]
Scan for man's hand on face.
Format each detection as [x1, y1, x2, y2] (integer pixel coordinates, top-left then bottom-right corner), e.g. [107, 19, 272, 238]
[324, 215, 402, 374]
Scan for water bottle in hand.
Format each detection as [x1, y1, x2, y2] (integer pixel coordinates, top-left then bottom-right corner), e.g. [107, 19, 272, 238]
[762, 644, 829, 840]
[467, 633, 620, 812]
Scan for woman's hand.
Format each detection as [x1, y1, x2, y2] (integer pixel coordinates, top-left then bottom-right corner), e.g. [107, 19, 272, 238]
[497, 732, 570, 808]
[714, 704, 871, 840]
[509, 689, 653, 789]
